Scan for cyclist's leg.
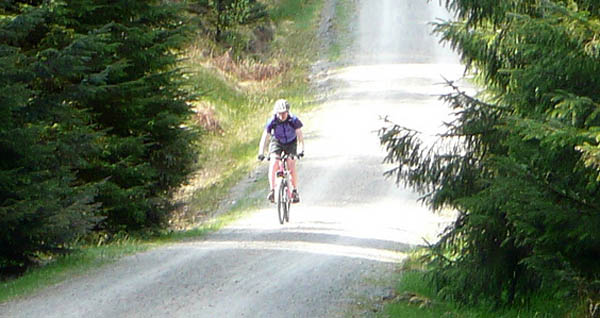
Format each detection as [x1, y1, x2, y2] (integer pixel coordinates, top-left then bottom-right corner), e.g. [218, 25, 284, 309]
[288, 158, 297, 189]
[288, 158, 300, 202]
[283, 139, 300, 203]
[268, 138, 283, 195]
[286, 139, 299, 190]
[269, 154, 281, 189]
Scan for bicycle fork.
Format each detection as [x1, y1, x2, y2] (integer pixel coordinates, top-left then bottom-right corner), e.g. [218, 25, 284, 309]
[276, 172, 291, 203]
[274, 156, 292, 204]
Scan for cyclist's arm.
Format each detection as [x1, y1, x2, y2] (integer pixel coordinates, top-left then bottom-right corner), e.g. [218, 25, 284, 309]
[258, 129, 270, 156]
[296, 128, 304, 154]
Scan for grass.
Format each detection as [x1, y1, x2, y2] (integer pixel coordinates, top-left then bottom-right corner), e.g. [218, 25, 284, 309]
[0, 239, 148, 303]
[381, 250, 578, 318]
[328, 0, 357, 62]
[0, 0, 327, 304]
[270, 0, 324, 56]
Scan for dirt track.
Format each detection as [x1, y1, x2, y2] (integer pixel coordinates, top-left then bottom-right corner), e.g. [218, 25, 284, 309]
[0, 1, 464, 317]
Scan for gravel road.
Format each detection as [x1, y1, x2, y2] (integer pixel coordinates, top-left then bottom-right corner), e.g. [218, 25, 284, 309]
[1, 1, 464, 317]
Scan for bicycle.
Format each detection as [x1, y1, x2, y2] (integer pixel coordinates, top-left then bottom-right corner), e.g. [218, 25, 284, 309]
[274, 151, 294, 224]
[259, 151, 302, 224]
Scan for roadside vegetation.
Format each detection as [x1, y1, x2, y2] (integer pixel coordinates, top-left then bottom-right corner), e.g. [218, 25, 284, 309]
[381, 249, 573, 318]
[0, 0, 331, 302]
[379, 1, 600, 317]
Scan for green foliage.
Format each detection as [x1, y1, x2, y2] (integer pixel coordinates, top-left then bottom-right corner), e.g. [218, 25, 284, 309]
[189, 0, 268, 48]
[0, 5, 102, 271]
[385, 270, 571, 317]
[53, 0, 199, 232]
[1, 0, 198, 272]
[381, 0, 600, 307]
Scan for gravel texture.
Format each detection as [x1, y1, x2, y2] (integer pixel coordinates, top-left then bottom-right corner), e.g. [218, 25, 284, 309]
[0, 1, 464, 317]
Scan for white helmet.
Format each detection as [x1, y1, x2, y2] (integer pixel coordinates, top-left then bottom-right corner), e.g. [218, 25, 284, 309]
[273, 99, 290, 113]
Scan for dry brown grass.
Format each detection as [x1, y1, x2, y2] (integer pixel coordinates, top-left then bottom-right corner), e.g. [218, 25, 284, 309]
[212, 50, 290, 82]
[589, 298, 600, 318]
[191, 101, 224, 135]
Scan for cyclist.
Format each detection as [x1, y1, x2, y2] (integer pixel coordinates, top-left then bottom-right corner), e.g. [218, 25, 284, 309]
[258, 99, 304, 203]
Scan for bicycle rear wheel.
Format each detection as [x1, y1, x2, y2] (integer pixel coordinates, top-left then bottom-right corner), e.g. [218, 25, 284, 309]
[277, 179, 285, 224]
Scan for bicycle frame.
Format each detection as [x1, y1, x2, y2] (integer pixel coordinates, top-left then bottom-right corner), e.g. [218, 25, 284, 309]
[276, 154, 292, 191]
[275, 152, 293, 224]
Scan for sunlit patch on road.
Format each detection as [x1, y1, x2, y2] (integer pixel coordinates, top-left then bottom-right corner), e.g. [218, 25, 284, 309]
[181, 240, 407, 263]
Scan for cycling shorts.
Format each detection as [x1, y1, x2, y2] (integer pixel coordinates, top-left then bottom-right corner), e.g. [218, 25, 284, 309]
[269, 137, 297, 157]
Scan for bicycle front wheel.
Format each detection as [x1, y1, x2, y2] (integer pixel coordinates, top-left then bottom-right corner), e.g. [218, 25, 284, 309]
[277, 179, 286, 224]
[284, 186, 290, 222]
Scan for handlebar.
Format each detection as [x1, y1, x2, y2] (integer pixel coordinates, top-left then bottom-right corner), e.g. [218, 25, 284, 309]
[258, 152, 304, 161]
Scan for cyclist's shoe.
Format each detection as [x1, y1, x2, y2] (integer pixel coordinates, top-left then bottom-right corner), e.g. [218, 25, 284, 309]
[267, 189, 275, 203]
[292, 189, 300, 203]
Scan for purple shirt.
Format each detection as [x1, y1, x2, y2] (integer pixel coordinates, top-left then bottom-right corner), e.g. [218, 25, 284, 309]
[266, 114, 303, 144]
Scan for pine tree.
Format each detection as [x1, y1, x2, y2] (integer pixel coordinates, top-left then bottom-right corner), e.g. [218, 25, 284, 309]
[381, 0, 600, 305]
[0, 0, 198, 271]
[52, 0, 199, 231]
[0, 5, 101, 271]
